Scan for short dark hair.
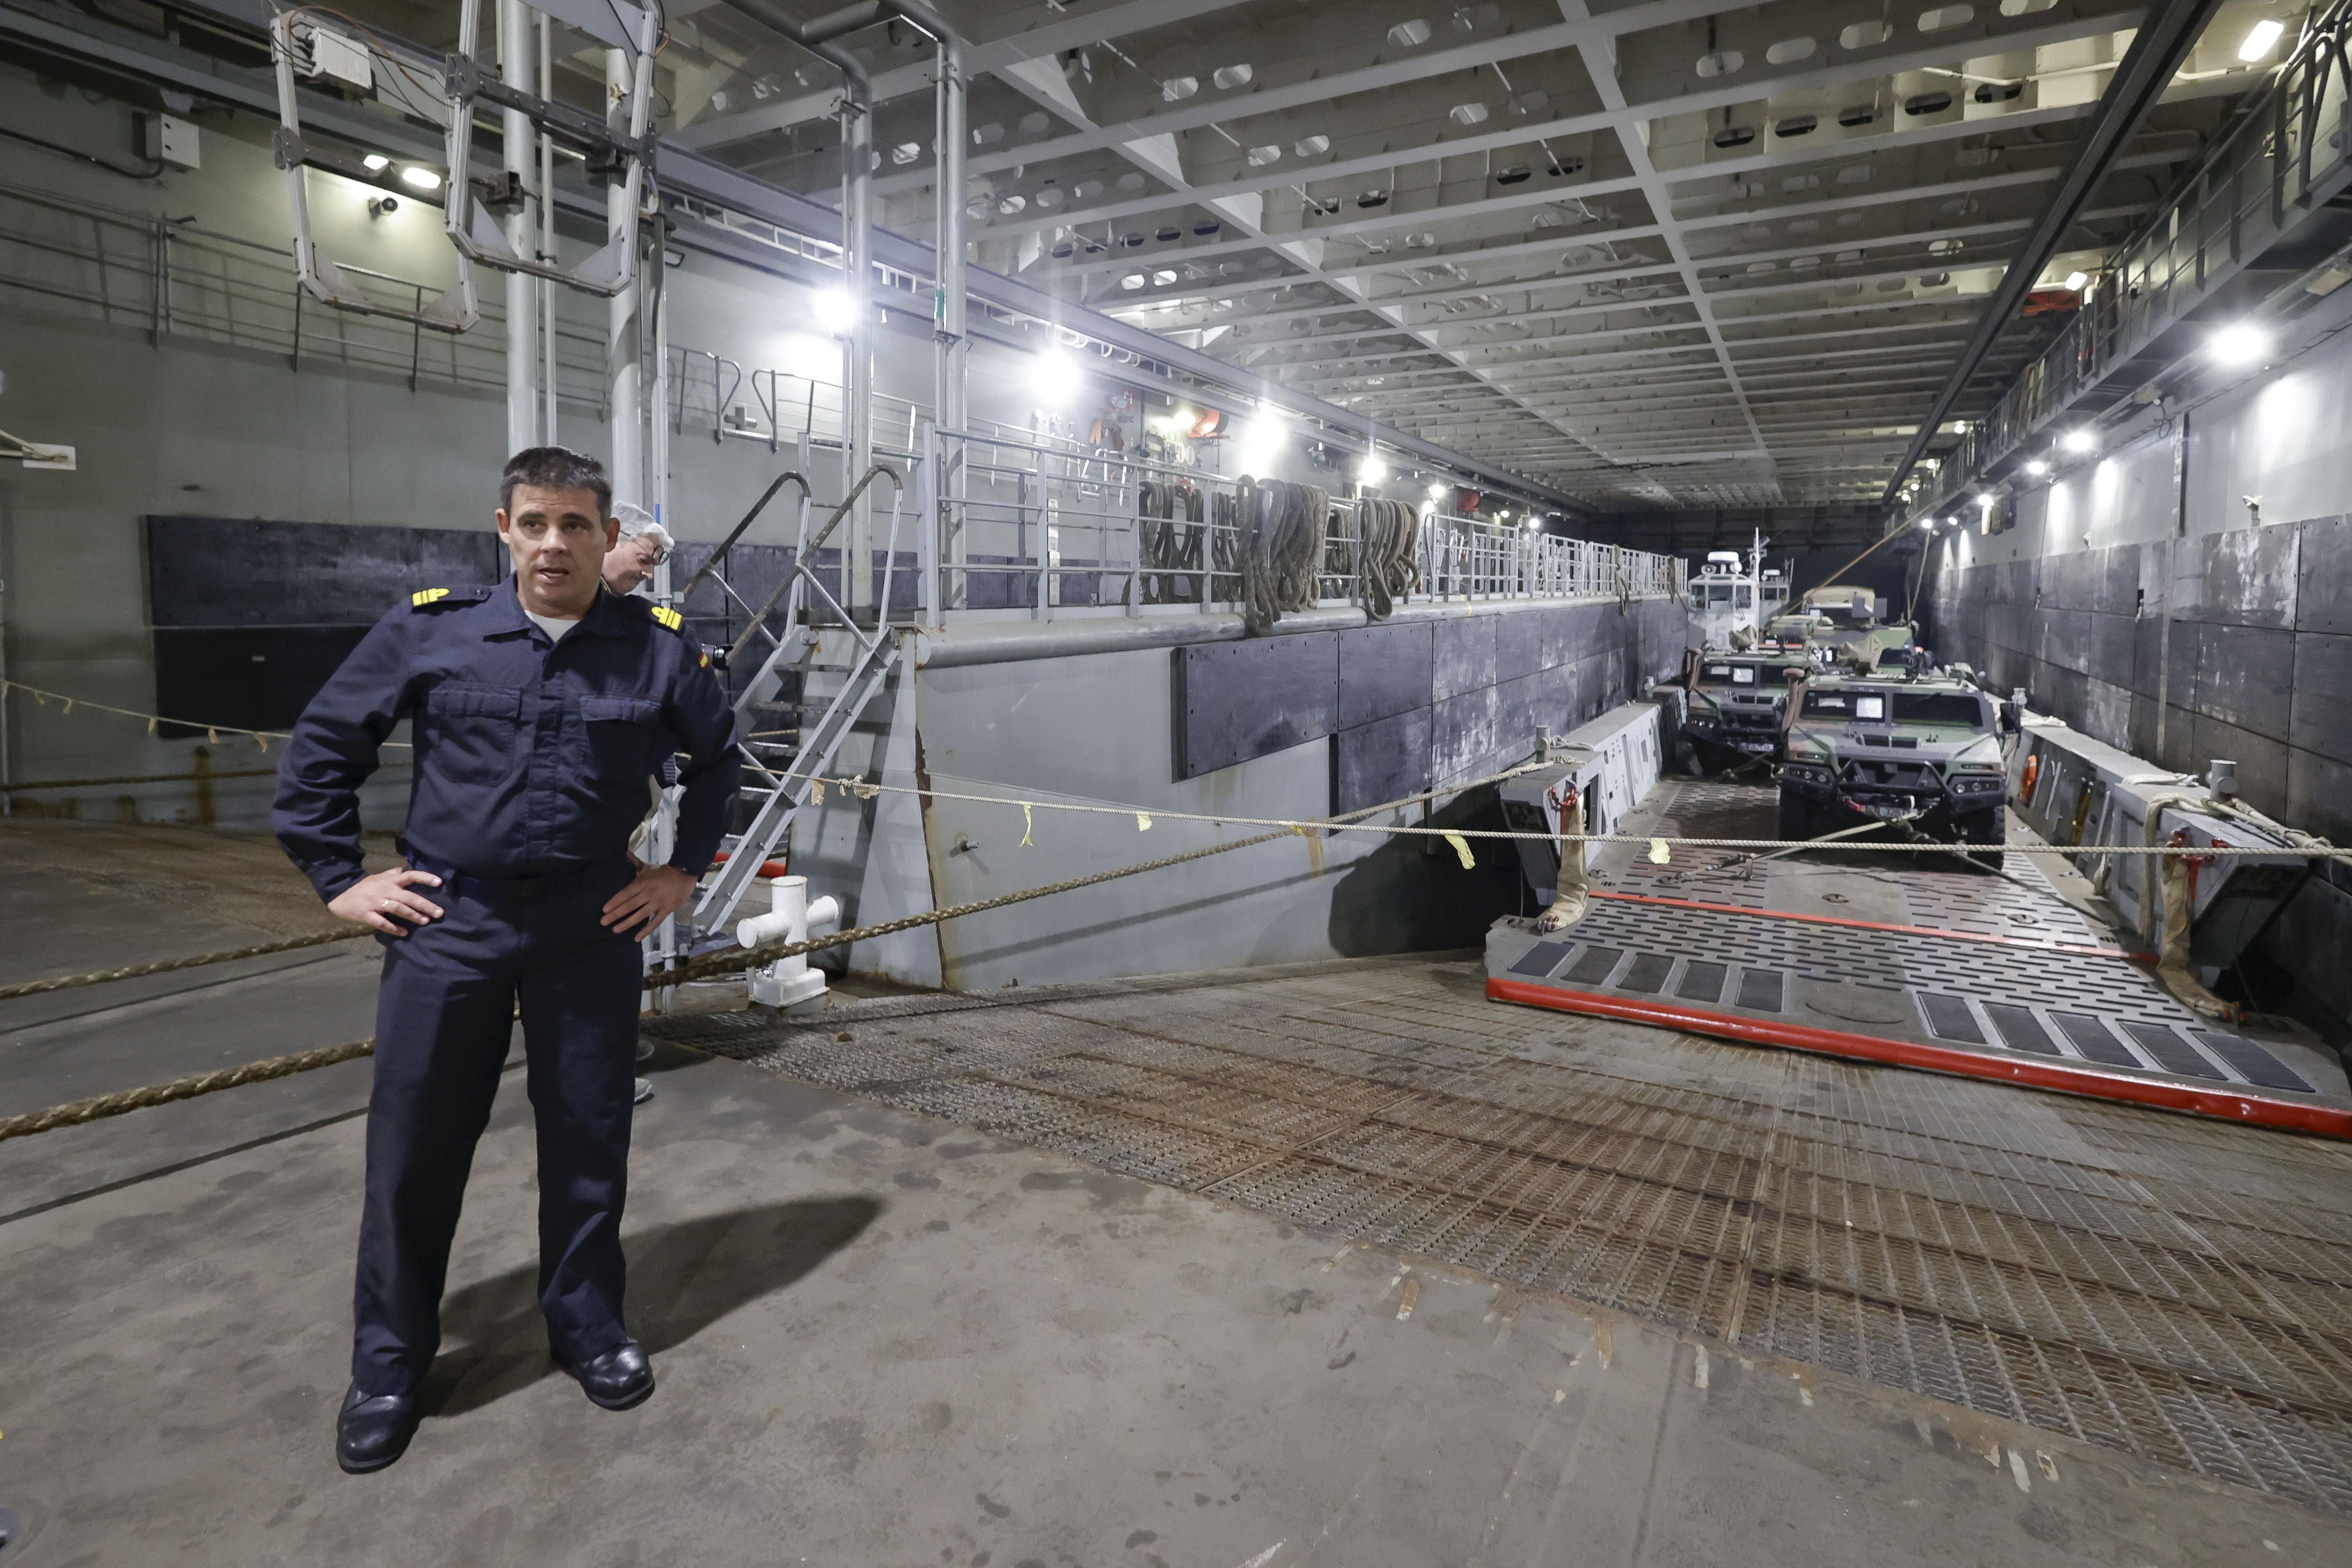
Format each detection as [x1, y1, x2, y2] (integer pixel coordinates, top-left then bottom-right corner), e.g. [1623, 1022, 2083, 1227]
[500, 446, 611, 518]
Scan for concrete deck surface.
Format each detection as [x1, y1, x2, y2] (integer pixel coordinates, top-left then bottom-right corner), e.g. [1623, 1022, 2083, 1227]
[3, 821, 2348, 1565]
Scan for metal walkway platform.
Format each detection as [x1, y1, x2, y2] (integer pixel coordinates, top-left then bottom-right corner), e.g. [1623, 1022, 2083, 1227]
[1491, 779, 2352, 1138]
[648, 952, 2352, 1514]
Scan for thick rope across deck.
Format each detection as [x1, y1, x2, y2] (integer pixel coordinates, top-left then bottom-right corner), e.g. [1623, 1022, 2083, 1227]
[0, 928, 371, 1003]
[0, 1037, 375, 1142]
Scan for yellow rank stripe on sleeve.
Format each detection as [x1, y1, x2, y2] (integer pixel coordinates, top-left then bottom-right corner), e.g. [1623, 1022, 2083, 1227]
[698, 651, 710, 668]
[411, 587, 450, 607]
[651, 605, 683, 631]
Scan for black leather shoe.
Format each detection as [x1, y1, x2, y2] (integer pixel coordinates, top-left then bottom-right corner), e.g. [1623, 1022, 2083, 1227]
[557, 1339, 654, 1411]
[335, 1384, 419, 1473]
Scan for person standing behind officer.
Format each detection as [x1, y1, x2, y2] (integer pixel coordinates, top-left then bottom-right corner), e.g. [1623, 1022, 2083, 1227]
[603, 502, 674, 595]
[272, 447, 738, 1474]
[603, 501, 680, 1109]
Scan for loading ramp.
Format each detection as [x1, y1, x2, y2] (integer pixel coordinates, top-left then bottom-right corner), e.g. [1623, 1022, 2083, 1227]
[1488, 779, 2350, 1140]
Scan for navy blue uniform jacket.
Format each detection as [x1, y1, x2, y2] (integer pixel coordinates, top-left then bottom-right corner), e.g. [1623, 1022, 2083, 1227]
[272, 576, 739, 901]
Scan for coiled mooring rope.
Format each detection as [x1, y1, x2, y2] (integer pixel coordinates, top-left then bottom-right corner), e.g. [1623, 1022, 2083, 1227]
[1237, 477, 1329, 635]
[1357, 496, 1421, 620]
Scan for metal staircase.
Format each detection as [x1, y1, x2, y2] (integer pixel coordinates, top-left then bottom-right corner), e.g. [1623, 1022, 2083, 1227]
[665, 462, 907, 947]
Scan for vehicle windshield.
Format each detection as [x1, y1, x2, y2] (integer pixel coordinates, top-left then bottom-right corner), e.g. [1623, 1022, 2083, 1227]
[1701, 664, 1759, 685]
[1893, 692, 1988, 727]
[1803, 689, 1988, 726]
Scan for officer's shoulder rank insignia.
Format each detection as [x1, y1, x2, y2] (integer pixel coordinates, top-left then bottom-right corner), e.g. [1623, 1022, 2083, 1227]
[698, 651, 710, 668]
[410, 585, 490, 611]
[650, 605, 685, 632]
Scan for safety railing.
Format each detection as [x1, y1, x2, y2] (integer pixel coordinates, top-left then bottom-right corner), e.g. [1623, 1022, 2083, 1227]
[1419, 514, 1677, 602]
[1908, 0, 2352, 515]
[665, 348, 932, 460]
[918, 424, 1681, 621]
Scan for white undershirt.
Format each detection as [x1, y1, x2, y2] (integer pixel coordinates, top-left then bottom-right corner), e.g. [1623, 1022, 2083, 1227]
[524, 609, 582, 643]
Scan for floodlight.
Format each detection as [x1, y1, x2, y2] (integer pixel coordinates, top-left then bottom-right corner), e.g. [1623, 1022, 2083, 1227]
[812, 288, 854, 332]
[2238, 18, 2284, 61]
[363, 153, 391, 172]
[1360, 452, 1388, 485]
[399, 165, 441, 191]
[2208, 321, 2269, 366]
[2062, 270, 2088, 292]
[2024, 459, 2049, 476]
[1030, 349, 1078, 402]
[1235, 413, 1286, 472]
[2061, 429, 2096, 453]
[1916, 517, 1934, 530]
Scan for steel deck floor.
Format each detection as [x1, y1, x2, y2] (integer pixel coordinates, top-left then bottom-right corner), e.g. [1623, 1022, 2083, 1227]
[649, 952, 2352, 1515]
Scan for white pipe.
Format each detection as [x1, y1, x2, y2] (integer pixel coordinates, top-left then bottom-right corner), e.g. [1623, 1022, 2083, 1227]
[539, 10, 557, 446]
[500, 0, 538, 454]
[842, 83, 873, 610]
[650, 245, 672, 601]
[933, 33, 966, 608]
[607, 45, 642, 506]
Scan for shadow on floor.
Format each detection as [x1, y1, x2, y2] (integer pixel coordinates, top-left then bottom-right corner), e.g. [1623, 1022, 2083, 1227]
[422, 1195, 883, 1417]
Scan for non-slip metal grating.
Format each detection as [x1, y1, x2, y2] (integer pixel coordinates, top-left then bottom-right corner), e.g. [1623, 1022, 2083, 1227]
[650, 956, 2352, 1511]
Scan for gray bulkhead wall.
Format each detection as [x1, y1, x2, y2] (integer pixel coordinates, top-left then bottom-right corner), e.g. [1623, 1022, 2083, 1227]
[1924, 324, 2352, 843]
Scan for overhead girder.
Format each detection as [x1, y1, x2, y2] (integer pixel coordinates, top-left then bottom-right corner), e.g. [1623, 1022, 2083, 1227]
[959, 6, 2147, 246]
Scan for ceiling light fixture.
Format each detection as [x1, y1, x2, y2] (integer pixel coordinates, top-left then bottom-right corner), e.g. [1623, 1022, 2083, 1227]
[363, 153, 391, 172]
[2061, 429, 2097, 453]
[2024, 459, 2049, 476]
[2208, 321, 2270, 366]
[399, 165, 442, 191]
[2238, 18, 2285, 61]
[2062, 270, 2088, 292]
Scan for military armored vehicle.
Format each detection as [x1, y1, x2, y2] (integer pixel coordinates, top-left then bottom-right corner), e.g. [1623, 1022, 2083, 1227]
[1778, 669, 2016, 867]
[1680, 649, 1811, 767]
[1760, 583, 1920, 671]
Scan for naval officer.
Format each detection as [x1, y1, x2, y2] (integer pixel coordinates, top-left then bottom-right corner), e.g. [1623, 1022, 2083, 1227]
[272, 446, 738, 1473]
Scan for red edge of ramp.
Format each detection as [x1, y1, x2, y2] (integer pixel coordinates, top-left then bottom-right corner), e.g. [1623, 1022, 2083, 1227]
[1486, 977, 2352, 1141]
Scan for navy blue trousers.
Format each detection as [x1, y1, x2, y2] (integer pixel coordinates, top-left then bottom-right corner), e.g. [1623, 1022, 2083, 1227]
[351, 863, 641, 1396]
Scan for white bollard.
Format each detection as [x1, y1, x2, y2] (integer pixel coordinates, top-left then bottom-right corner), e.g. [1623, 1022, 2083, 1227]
[738, 876, 840, 1012]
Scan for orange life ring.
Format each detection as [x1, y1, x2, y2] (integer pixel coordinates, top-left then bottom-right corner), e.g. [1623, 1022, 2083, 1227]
[2019, 753, 2040, 802]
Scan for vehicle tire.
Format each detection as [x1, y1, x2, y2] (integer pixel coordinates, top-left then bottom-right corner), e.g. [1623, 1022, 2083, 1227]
[1959, 805, 2006, 872]
[1777, 788, 1815, 842]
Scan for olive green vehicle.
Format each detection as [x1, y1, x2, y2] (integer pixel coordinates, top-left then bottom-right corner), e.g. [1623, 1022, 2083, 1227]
[1777, 670, 2018, 869]
[1761, 584, 1921, 672]
[1681, 649, 1811, 767]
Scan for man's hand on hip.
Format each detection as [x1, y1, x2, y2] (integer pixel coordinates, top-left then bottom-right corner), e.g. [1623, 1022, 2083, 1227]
[328, 867, 447, 935]
[601, 864, 697, 938]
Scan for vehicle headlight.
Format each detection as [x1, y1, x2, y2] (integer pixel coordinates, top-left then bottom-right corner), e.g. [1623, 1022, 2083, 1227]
[1948, 772, 2004, 795]
[1783, 762, 1833, 784]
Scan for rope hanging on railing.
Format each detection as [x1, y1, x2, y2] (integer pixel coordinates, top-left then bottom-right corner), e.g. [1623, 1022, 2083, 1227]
[1357, 497, 1421, 620]
[1136, 479, 1207, 604]
[1236, 477, 1328, 635]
